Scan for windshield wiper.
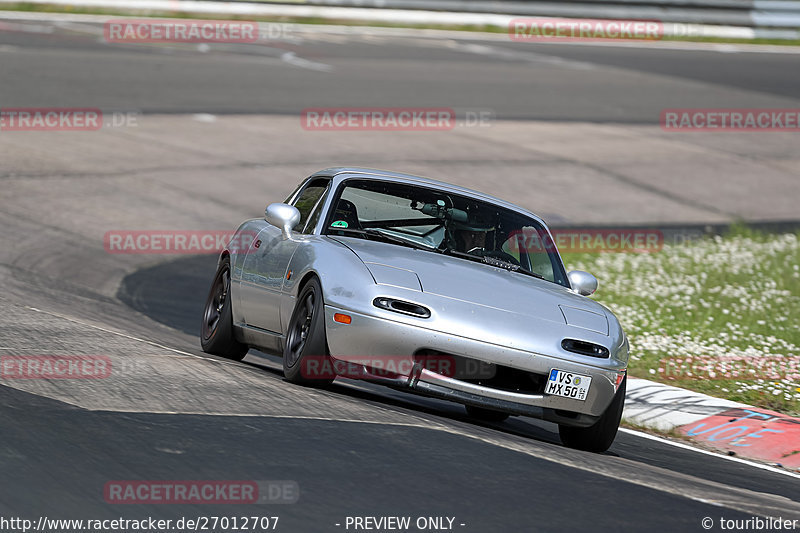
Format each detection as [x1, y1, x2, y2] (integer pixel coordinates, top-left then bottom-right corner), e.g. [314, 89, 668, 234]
[441, 248, 544, 280]
[329, 228, 433, 251]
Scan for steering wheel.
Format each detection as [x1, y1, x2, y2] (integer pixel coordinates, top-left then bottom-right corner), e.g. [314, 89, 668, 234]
[467, 248, 521, 266]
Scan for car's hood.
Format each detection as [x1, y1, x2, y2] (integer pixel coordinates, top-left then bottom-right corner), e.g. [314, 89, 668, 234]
[332, 237, 609, 335]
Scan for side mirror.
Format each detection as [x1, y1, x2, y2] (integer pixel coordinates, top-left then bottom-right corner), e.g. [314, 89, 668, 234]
[568, 270, 598, 296]
[265, 203, 301, 240]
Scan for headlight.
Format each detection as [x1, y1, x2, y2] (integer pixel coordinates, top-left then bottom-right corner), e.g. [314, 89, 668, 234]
[561, 338, 609, 358]
[373, 297, 431, 319]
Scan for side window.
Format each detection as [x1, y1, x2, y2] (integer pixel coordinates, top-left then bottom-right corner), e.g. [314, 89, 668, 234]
[291, 178, 330, 232]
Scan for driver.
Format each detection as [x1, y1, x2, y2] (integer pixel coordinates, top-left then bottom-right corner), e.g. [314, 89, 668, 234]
[452, 219, 495, 254]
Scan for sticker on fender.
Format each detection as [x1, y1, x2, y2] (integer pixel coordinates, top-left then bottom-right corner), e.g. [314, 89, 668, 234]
[546, 369, 591, 400]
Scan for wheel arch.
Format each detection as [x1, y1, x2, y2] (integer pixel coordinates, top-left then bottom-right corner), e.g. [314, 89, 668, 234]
[295, 270, 321, 295]
[280, 237, 375, 332]
[217, 250, 230, 269]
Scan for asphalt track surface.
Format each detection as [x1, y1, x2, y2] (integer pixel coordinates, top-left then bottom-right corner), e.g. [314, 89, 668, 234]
[1, 15, 799, 532]
[1, 19, 800, 120]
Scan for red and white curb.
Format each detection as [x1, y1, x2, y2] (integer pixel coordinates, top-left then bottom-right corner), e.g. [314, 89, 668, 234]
[625, 378, 800, 471]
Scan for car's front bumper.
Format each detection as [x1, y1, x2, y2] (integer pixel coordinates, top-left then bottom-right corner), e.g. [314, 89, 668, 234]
[324, 306, 626, 425]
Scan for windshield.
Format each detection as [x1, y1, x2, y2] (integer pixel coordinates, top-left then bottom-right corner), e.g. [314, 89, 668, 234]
[324, 179, 569, 288]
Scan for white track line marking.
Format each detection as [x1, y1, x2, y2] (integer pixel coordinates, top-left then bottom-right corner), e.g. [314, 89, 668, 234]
[619, 428, 800, 479]
[86, 409, 800, 517]
[26, 306, 228, 364]
[454, 42, 596, 70]
[22, 305, 800, 487]
[280, 51, 333, 72]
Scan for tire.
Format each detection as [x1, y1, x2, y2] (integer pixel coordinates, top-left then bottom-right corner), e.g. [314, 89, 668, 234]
[283, 277, 334, 386]
[559, 376, 626, 453]
[200, 256, 248, 361]
[465, 405, 510, 423]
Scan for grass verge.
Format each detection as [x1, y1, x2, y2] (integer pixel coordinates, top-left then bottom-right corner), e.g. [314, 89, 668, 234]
[562, 227, 800, 416]
[2, 2, 800, 47]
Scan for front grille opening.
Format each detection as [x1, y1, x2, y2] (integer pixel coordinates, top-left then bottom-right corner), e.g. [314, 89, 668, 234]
[415, 350, 547, 395]
[562, 339, 610, 358]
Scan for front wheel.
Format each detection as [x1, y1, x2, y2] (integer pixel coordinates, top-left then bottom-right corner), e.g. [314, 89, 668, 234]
[201, 256, 248, 361]
[283, 277, 334, 386]
[558, 377, 626, 453]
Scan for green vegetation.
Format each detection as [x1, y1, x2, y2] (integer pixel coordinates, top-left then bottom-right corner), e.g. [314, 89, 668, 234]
[3, 3, 800, 47]
[562, 227, 800, 415]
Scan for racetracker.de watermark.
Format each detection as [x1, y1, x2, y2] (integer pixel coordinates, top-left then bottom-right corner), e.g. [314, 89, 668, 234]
[0, 108, 138, 131]
[301, 108, 458, 131]
[103, 230, 257, 254]
[298, 354, 496, 381]
[0, 515, 280, 532]
[300, 108, 494, 131]
[104, 19, 259, 43]
[659, 355, 800, 381]
[508, 228, 664, 253]
[104, 481, 298, 504]
[661, 108, 800, 132]
[509, 18, 663, 41]
[1, 356, 112, 379]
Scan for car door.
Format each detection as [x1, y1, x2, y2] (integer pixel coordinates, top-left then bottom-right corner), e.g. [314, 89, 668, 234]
[238, 178, 330, 333]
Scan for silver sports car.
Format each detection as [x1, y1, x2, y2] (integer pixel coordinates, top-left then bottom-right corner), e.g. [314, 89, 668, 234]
[201, 168, 629, 452]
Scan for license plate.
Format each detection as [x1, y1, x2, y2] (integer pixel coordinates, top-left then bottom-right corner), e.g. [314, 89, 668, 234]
[545, 369, 592, 401]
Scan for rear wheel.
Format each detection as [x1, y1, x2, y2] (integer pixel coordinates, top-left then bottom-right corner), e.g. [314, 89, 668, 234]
[283, 277, 334, 386]
[201, 256, 248, 361]
[465, 405, 510, 423]
[559, 377, 626, 453]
